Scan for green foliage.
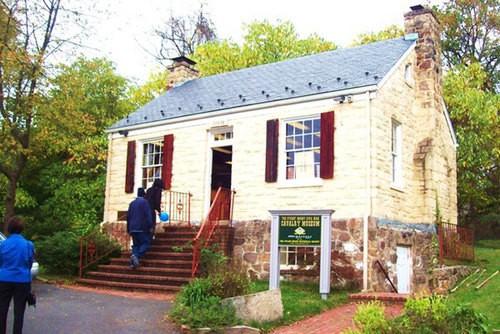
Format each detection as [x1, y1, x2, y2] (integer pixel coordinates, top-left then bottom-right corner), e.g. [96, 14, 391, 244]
[36, 229, 122, 276]
[401, 294, 449, 332]
[443, 63, 500, 223]
[351, 25, 405, 46]
[169, 295, 240, 331]
[347, 301, 390, 334]
[35, 231, 81, 275]
[192, 20, 337, 76]
[170, 248, 250, 330]
[347, 295, 489, 334]
[435, 0, 499, 90]
[198, 245, 229, 276]
[447, 241, 500, 330]
[208, 261, 251, 299]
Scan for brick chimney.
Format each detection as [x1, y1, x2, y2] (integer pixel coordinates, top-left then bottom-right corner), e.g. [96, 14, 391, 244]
[166, 56, 199, 90]
[404, 5, 442, 110]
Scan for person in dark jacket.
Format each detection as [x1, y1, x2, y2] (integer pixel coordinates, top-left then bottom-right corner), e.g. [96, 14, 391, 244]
[0, 217, 34, 334]
[127, 188, 154, 268]
[144, 179, 165, 223]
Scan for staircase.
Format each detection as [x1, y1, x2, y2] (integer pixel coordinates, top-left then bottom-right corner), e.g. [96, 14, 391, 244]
[76, 225, 198, 294]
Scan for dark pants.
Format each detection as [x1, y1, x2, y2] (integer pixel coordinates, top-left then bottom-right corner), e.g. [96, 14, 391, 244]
[0, 281, 30, 334]
[130, 232, 152, 259]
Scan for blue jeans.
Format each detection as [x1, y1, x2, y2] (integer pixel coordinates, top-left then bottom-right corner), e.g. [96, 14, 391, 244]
[130, 232, 152, 259]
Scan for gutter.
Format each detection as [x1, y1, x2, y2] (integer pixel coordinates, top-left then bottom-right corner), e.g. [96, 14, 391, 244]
[363, 91, 374, 291]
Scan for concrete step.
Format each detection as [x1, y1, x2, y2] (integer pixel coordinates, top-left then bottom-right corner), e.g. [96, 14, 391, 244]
[76, 278, 182, 294]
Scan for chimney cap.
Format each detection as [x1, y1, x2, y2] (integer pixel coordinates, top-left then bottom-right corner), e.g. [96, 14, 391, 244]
[170, 56, 196, 66]
[410, 4, 425, 11]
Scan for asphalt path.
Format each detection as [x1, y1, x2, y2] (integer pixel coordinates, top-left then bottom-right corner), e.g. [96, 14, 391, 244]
[6, 280, 180, 334]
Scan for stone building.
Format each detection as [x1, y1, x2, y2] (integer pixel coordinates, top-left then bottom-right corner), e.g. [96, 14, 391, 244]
[104, 5, 457, 294]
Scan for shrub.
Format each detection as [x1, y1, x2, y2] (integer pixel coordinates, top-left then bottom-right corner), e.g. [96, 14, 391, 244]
[345, 301, 392, 334]
[401, 294, 448, 332]
[348, 295, 489, 334]
[36, 231, 81, 275]
[36, 229, 121, 276]
[208, 261, 251, 299]
[170, 295, 240, 331]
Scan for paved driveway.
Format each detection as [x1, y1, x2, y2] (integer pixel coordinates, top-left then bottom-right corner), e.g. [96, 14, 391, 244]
[7, 281, 180, 334]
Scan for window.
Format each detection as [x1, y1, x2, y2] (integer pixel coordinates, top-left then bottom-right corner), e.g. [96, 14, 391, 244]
[280, 247, 317, 269]
[285, 117, 321, 180]
[391, 120, 402, 185]
[404, 63, 413, 85]
[142, 140, 163, 189]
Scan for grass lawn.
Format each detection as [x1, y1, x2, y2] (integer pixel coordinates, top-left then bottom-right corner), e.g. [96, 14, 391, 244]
[446, 239, 500, 331]
[247, 280, 351, 332]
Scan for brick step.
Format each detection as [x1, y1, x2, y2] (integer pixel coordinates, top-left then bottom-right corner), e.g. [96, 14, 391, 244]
[84, 271, 191, 286]
[148, 244, 193, 252]
[121, 251, 192, 261]
[76, 278, 182, 294]
[110, 257, 192, 269]
[97, 264, 192, 277]
[156, 230, 198, 237]
[348, 292, 412, 305]
[152, 237, 194, 245]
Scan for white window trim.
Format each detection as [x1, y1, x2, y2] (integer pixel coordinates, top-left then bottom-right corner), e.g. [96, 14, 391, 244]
[391, 120, 403, 188]
[278, 115, 322, 187]
[279, 246, 318, 270]
[138, 137, 164, 190]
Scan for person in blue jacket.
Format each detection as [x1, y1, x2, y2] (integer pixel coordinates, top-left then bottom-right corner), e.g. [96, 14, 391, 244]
[0, 217, 34, 334]
[127, 188, 154, 268]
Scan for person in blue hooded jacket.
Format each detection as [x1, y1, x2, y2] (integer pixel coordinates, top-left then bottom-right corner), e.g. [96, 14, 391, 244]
[127, 188, 154, 268]
[0, 217, 34, 334]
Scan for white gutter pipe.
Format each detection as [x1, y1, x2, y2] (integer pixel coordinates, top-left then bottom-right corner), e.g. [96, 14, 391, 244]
[363, 91, 372, 291]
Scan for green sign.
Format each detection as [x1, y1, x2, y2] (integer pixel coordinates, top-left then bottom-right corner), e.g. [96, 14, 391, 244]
[278, 215, 321, 246]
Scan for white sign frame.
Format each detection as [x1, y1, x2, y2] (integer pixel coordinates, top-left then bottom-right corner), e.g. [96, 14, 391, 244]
[269, 209, 334, 300]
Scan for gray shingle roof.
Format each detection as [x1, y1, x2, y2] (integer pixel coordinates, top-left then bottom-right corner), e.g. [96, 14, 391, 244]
[109, 37, 414, 131]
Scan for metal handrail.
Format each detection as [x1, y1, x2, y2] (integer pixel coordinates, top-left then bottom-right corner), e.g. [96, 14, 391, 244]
[191, 187, 235, 277]
[375, 259, 398, 293]
[79, 222, 130, 277]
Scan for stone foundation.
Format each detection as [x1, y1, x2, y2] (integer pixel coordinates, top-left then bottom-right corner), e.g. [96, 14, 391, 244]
[431, 265, 476, 294]
[233, 217, 438, 294]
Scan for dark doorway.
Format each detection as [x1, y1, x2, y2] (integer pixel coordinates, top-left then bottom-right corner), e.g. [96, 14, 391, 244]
[211, 145, 232, 202]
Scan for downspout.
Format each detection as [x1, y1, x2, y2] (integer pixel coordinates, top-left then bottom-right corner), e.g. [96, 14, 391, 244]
[363, 91, 373, 291]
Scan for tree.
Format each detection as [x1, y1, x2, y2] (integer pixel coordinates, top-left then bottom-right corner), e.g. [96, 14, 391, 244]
[435, 0, 499, 91]
[0, 0, 63, 233]
[443, 63, 499, 223]
[154, 3, 217, 62]
[28, 57, 132, 233]
[193, 20, 337, 76]
[351, 25, 405, 46]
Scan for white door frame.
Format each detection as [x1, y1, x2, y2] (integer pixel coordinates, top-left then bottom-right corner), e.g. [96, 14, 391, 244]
[396, 245, 411, 294]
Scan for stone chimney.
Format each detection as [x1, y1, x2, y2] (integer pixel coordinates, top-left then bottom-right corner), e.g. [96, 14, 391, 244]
[404, 5, 442, 110]
[166, 56, 199, 90]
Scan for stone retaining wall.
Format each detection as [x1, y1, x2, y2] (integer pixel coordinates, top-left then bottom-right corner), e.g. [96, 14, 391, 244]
[431, 265, 476, 294]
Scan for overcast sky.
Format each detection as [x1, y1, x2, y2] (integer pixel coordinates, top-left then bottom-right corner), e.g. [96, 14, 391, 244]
[82, 0, 443, 84]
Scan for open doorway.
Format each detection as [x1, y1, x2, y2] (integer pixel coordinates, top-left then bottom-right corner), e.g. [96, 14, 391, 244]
[211, 145, 232, 202]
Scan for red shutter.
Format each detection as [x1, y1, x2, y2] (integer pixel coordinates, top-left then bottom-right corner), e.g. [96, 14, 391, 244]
[265, 119, 279, 182]
[162, 134, 174, 190]
[320, 111, 335, 179]
[125, 140, 136, 193]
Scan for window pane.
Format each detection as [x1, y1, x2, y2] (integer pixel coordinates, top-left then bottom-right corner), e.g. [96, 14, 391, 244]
[284, 116, 320, 180]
